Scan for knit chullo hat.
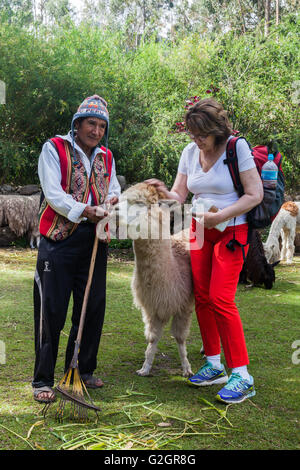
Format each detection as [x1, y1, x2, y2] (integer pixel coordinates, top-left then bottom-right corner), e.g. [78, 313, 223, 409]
[71, 95, 110, 176]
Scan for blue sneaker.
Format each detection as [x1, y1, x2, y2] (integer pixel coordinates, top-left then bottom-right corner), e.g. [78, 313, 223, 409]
[188, 361, 228, 387]
[216, 372, 256, 404]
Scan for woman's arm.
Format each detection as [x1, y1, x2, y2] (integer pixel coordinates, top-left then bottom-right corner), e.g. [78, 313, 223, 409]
[202, 167, 264, 229]
[144, 173, 189, 203]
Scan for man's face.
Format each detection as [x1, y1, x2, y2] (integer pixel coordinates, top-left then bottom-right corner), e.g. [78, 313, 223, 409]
[76, 117, 107, 150]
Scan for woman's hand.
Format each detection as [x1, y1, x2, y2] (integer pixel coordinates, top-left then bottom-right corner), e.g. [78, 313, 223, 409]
[202, 211, 221, 229]
[144, 178, 169, 197]
[194, 210, 223, 230]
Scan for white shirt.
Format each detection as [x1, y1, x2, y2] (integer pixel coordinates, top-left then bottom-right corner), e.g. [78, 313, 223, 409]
[178, 136, 256, 226]
[38, 131, 121, 223]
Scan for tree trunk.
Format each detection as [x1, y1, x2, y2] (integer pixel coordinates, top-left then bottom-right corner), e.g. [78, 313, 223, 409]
[264, 0, 271, 37]
[237, 0, 246, 33]
[142, 0, 146, 34]
[275, 0, 280, 25]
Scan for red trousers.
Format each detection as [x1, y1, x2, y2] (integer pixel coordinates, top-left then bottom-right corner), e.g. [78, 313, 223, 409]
[190, 221, 249, 368]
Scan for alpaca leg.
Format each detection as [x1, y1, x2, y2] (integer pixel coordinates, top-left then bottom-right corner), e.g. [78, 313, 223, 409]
[239, 262, 248, 284]
[286, 224, 296, 264]
[286, 245, 294, 264]
[171, 313, 193, 377]
[272, 241, 281, 264]
[29, 234, 34, 249]
[136, 316, 164, 376]
[280, 229, 287, 262]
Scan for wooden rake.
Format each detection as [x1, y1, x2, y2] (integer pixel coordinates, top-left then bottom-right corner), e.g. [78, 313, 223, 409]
[54, 234, 101, 422]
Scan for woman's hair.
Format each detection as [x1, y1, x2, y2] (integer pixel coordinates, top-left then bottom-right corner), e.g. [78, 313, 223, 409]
[185, 98, 232, 146]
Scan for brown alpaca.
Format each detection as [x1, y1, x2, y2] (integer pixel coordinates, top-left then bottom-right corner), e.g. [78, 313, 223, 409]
[281, 201, 299, 218]
[108, 183, 194, 377]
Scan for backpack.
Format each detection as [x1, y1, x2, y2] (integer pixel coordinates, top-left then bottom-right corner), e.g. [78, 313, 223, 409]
[224, 137, 285, 230]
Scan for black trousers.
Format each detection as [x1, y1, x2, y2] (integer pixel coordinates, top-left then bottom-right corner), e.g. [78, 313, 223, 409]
[32, 224, 108, 388]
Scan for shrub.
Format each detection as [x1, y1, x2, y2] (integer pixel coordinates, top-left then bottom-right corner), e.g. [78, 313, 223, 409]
[0, 15, 298, 192]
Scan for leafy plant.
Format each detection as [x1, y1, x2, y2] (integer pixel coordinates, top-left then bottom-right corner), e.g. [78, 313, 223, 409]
[0, 14, 298, 191]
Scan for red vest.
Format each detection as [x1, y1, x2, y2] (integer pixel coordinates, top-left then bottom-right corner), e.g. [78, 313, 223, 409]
[39, 137, 112, 241]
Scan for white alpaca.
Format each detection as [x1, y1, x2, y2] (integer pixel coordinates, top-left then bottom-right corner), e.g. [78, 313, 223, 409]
[0, 194, 40, 248]
[263, 202, 299, 264]
[105, 183, 194, 377]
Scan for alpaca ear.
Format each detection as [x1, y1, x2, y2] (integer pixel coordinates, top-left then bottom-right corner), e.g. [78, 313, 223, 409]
[271, 260, 280, 267]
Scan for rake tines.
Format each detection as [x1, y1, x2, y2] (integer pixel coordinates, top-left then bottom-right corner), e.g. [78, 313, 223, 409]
[54, 366, 101, 422]
[41, 401, 54, 419]
[55, 395, 67, 422]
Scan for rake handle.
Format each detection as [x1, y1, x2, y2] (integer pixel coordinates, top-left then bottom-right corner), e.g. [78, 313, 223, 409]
[71, 234, 99, 366]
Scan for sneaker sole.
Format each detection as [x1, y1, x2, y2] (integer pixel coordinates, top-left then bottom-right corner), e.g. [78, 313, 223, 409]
[188, 376, 228, 387]
[216, 390, 256, 404]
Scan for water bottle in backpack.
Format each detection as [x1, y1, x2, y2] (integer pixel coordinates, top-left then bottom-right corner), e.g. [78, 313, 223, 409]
[225, 138, 285, 229]
[261, 153, 278, 204]
[261, 154, 278, 189]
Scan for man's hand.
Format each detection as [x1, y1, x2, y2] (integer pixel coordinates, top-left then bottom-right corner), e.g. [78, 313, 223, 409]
[107, 196, 119, 206]
[81, 205, 108, 223]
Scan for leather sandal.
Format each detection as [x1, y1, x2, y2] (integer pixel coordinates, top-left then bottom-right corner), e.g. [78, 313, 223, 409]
[81, 374, 104, 389]
[33, 386, 56, 403]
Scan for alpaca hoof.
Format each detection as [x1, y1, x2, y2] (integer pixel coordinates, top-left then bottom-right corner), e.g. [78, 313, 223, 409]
[182, 365, 193, 377]
[136, 368, 150, 376]
[182, 370, 193, 378]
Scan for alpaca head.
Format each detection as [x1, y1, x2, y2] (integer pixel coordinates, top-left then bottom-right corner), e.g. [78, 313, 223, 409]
[106, 183, 181, 241]
[261, 261, 275, 289]
[263, 241, 281, 264]
[255, 259, 280, 289]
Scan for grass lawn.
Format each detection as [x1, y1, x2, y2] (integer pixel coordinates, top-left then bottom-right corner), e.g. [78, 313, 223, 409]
[0, 247, 299, 451]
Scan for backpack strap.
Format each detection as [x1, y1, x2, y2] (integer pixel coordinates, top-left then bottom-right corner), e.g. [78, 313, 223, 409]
[223, 137, 244, 197]
[223, 136, 252, 249]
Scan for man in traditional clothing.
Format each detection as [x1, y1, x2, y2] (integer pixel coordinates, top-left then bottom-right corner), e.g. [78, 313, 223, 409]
[32, 95, 120, 403]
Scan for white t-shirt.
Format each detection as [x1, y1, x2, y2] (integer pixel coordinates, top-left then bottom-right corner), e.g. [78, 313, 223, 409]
[178, 136, 256, 226]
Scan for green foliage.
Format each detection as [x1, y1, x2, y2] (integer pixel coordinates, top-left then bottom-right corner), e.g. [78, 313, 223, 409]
[0, 14, 299, 191]
[0, 140, 39, 185]
[0, 0, 33, 26]
[108, 238, 133, 250]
